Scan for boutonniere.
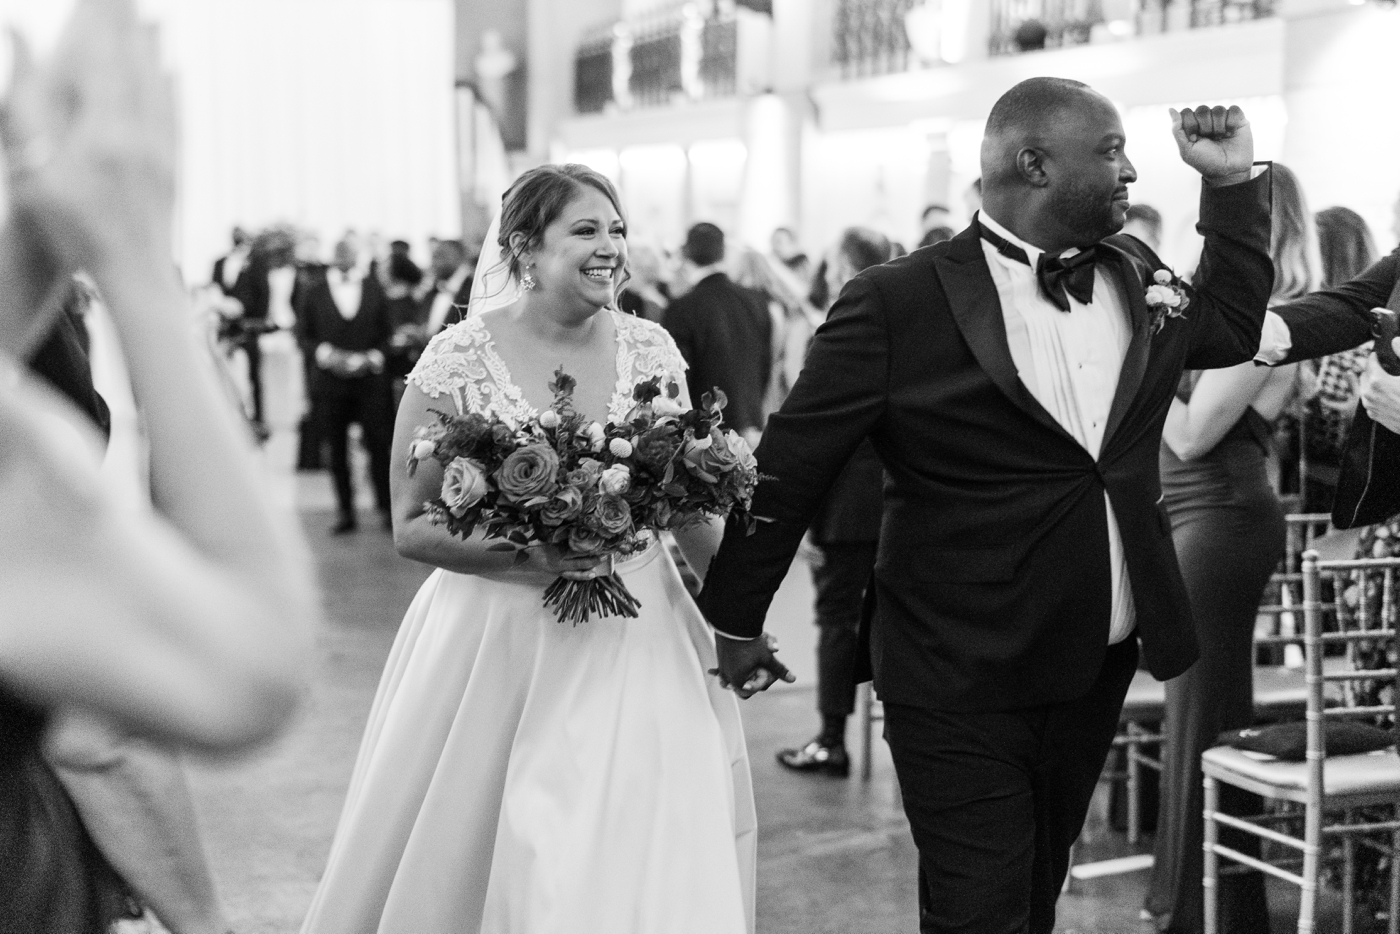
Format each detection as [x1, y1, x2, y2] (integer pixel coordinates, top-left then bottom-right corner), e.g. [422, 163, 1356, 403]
[1145, 269, 1190, 335]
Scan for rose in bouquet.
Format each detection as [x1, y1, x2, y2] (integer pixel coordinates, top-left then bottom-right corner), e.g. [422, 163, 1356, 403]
[406, 368, 760, 624]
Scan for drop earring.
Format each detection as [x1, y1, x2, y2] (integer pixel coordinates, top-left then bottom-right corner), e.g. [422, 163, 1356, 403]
[521, 264, 537, 291]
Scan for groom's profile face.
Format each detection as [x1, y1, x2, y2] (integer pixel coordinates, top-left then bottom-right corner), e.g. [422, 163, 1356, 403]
[1039, 96, 1137, 243]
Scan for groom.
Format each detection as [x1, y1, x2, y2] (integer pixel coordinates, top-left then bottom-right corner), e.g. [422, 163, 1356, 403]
[699, 77, 1274, 933]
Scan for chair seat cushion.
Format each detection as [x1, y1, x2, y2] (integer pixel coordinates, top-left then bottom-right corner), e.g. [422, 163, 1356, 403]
[1216, 720, 1394, 761]
[1202, 745, 1400, 798]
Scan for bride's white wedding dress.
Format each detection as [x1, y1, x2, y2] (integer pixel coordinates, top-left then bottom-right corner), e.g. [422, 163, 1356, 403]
[301, 310, 756, 934]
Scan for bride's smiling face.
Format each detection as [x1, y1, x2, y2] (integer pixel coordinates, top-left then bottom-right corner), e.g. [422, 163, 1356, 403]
[528, 186, 628, 311]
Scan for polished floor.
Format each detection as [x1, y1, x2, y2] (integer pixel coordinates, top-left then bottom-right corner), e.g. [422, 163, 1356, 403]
[181, 465, 1329, 934]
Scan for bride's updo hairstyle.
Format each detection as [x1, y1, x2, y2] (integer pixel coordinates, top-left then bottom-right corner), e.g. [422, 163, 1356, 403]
[498, 163, 628, 283]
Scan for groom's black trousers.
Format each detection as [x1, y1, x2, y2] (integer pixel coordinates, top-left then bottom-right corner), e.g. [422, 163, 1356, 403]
[883, 636, 1138, 934]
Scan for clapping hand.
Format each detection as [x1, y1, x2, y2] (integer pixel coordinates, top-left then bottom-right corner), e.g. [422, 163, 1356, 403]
[1360, 341, 1400, 434]
[1170, 105, 1253, 186]
[1, 0, 176, 275]
[711, 632, 795, 700]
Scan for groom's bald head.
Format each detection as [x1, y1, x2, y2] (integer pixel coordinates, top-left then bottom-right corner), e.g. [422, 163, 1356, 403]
[979, 77, 1136, 250]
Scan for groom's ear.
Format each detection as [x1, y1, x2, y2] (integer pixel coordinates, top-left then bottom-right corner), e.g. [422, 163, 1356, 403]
[1017, 147, 1049, 188]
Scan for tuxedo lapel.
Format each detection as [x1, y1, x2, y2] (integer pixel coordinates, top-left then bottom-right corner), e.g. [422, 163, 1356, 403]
[932, 229, 1078, 446]
[1099, 240, 1154, 450]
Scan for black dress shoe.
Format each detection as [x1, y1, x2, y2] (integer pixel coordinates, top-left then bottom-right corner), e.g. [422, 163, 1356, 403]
[330, 515, 358, 535]
[776, 739, 850, 777]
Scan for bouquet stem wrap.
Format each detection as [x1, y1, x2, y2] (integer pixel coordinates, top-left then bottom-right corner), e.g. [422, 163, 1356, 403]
[542, 572, 643, 627]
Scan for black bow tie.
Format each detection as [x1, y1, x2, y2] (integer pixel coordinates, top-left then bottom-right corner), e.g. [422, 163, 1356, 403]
[978, 221, 1098, 313]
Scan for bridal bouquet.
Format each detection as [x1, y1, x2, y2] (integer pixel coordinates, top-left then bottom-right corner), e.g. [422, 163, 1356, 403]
[406, 369, 760, 624]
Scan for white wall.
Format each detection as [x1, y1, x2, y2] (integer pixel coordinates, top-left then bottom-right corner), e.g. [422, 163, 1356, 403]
[1280, 4, 1400, 251]
[0, 0, 460, 280]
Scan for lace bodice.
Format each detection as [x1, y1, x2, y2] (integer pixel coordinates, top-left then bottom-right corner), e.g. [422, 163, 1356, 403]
[407, 310, 688, 425]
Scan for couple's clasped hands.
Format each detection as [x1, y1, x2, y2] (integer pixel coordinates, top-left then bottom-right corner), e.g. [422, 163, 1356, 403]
[713, 632, 795, 700]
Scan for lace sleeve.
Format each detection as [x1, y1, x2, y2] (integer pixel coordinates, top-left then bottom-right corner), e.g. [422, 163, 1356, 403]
[621, 315, 687, 385]
[406, 320, 487, 407]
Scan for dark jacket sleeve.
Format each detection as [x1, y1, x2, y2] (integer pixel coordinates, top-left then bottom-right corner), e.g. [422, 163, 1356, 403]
[697, 275, 890, 638]
[296, 285, 321, 357]
[369, 281, 394, 354]
[1182, 169, 1276, 370]
[1271, 247, 1400, 362]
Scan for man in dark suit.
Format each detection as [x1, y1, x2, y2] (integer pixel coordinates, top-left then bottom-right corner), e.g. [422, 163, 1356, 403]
[419, 238, 474, 337]
[776, 227, 892, 778]
[227, 230, 298, 433]
[700, 78, 1273, 932]
[297, 238, 395, 534]
[662, 222, 772, 442]
[210, 226, 249, 297]
[1261, 248, 1400, 519]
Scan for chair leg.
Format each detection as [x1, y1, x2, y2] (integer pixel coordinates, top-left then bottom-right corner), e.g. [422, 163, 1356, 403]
[1299, 788, 1323, 934]
[859, 682, 873, 782]
[1343, 821, 1355, 934]
[1127, 723, 1142, 846]
[1389, 824, 1400, 934]
[1204, 775, 1218, 934]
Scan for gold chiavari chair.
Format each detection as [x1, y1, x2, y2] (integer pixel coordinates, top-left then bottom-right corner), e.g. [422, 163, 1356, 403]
[1202, 553, 1400, 934]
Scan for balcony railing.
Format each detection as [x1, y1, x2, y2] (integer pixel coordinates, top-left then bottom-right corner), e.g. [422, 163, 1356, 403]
[573, 1, 740, 114]
[987, 0, 1277, 56]
[827, 0, 1278, 78]
[831, 0, 920, 80]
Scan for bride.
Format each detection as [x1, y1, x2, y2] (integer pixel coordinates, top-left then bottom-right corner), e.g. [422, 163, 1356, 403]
[301, 164, 757, 934]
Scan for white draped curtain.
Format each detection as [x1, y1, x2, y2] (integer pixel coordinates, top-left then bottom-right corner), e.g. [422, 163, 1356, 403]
[0, 0, 460, 279]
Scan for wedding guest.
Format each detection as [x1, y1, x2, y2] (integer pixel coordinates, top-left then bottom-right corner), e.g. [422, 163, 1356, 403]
[617, 242, 669, 321]
[662, 222, 772, 445]
[1300, 207, 1378, 507]
[388, 240, 421, 283]
[918, 225, 955, 250]
[0, 2, 317, 929]
[210, 226, 249, 297]
[229, 228, 299, 435]
[920, 204, 952, 237]
[420, 238, 473, 335]
[1122, 203, 1163, 252]
[1364, 349, 1400, 433]
[1144, 163, 1316, 934]
[24, 282, 235, 934]
[1259, 214, 1400, 479]
[965, 176, 983, 216]
[771, 225, 812, 283]
[385, 251, 430, 387]
[702, 81, 1271, 934]
[295, 230, 325, 270]
[297, 239, 395, 534]
[776, 227, 891, 778]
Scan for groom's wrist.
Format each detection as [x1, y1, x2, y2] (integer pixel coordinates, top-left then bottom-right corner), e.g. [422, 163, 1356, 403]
[712, 627, 761, 642]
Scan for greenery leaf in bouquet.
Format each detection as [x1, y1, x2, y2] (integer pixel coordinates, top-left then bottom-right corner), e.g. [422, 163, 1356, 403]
[548, 367, 578, 408]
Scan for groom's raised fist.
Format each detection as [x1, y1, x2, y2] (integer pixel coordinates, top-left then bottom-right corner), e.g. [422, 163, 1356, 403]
[1170, 104, 1253, 186]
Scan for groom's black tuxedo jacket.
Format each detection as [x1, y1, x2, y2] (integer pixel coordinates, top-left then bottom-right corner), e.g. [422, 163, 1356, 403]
[698, 174, 1274, 712]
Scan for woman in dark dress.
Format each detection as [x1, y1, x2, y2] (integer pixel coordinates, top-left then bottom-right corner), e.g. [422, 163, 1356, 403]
[1143, 164, 1316, 933]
